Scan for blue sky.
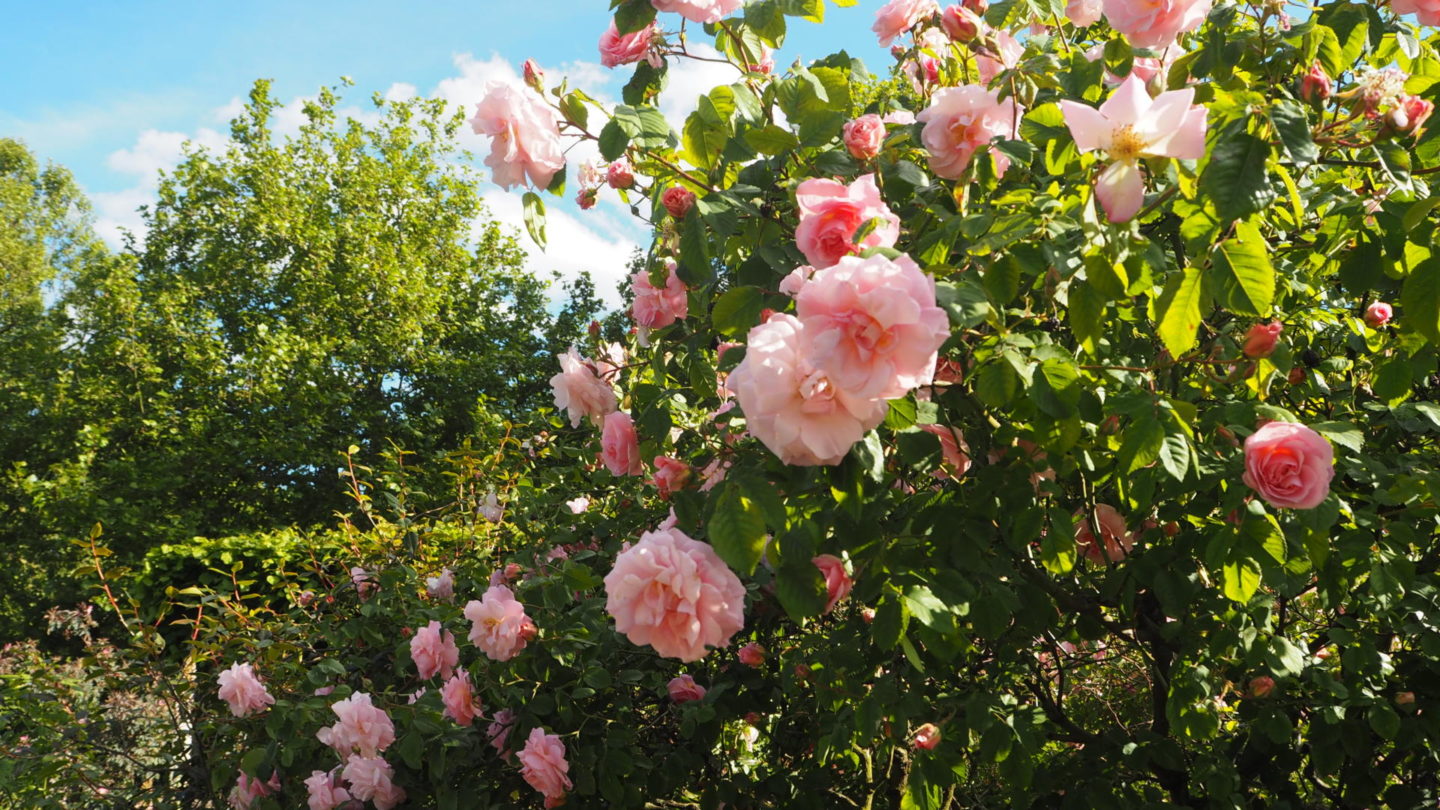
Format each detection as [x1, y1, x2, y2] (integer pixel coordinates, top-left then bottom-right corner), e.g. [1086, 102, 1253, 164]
[2, 0, 886, 303]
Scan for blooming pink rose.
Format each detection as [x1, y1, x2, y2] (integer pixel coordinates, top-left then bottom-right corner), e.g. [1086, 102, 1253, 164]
[342, 755, 406, 810]
[480, 489, 504, 523]
[662, 185, 697, 218]
[873, 0, 940, 46]
[667, 673, 708, 702]
[793, 174, 900, 269]
[916, 85, 1019, 179]
[566, 496, 590, 514]
[1073, 504, 1134, 564]
[217, 662, 274, 718]
[883, 110, 917, 125]
[651, 456, 691, 498]
[1242, 321, 1283, 359]
[550, 346, 618, 428]
[228, 771, 279, 810]
[410, 620, 459, 680]
[316, 693, 395, 758]
[778, 265, 816, 297]
[728, 313, 888, 466]
[919, 423, 972, 477]
[1365, 301, 1393, 328]
[469, 83, 564, 191]
[607, 157, 636, 189]
[795, 253, 950, 400]
[600, 20, 659, 68]
[813, 554, 854, 613]
[1102, 0, 1211, 48]
[843, 115, 886, 161]
[913, 723, 942, 750]
[1060, 74, 1207, 222]
[738, 642, 766, 667]
[304, 770, 351, 810]
[490, 562, 523, 588]
[465, 584, 536, 662]
[601, 411, 644, 476]
[518, 727, 573, 806]
[350, 566, 377, 601]
[487, 708, 518, 758]
[631, 263, 689, 329]
[1394, 0, 1440, 26]
[1066, 0, 1103, 25]
[426, 567, 455, 602]
[604, 524, 747, 662]
[441, 672, 479, 726]
[651, 0, 742, 23]
[976, 30, 1024, 85]
[1242, 421, 1335, 510]
[1249, 676, 1276, 698]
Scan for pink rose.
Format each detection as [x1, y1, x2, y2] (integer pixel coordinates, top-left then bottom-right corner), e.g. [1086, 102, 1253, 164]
[522, 59, 544, 91]
[631, 263, 689, 329]
[604, 524, 747, 662]
[1365, 301, 1393, 328]
[410, 620, 459, 680]
[778, 264, 816, 297]
[469, 83, 564, 191]
[919, 424, 972, 477]
[667, 673, 708, 703]
[795, 253, 950, 400]
[1066, 0, 1102, 26]
[1394, 0, 1440, 26]
[916, 85, 1019, 179]
[487, 708, 518, 759]
[1102, 0, 1211, 49]
[465, 584, 536, 662]
[601, 411, 644, 476]
[517, 727, 573, 806]
[441, 672, 479, 726]
[843, 115, 886, 161]
[728, 313, 888, 466]
[566, 496, 590, 514]
[607, 157, 636, 189]
[1249, 676, 1276, 698]
[425, 567, 455, 602]
[316, 693, 395, 758]
[662, 185, 696, 219]
[304, 770, 351, 810]
[217, 662, 274, 718]
[1073, 504, 1134, 564]
[651, 0, 742, 24]
[793, 174, 900, 269]
[738, 642, 766, 666]
[976, 30, 1023, 85]
[883, 110, 917, 125]
[600, 20, 659, 68]
[228, 771, 279, 810]
[1242, 421, 1335, 510]
[1242, 321, 1283, 359]
[813, 554, 854, 613]
[550, 346, 618, 428]
[350, 566, 377, 601]
[913, 723, 942, 750]
[940, 4, 983, 40]
[342, 755, 405, 810]
[1300, 61, 1333, 105]
[651, 456, 691, 498]
[873, 0, 940, 46]
[490, 561, 523, 588]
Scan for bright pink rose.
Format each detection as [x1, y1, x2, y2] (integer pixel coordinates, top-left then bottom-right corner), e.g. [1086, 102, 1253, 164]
[1066, 0, 1103, 25]
[1242, 321, 1283, 359]
[410, 620, 459, 680]
[342, 755, 406, 810]
[607, 157, 636, 189]
[425, 567, 455, 602]
[604, 524, 747, 662]
[793, 174, 900, 269]
[916, 85, 1019, 179]
[550, 346, 617, 428]
[469, 83, 564, 191]
[1242, 422, 1335, 510]
[728, 313, 888, 465]
[795, 253, 950, 400]
[1060, 74, 1207, 222]
[441, 671, 479, 726]
[631, 263, 689, 329]
[920, 424, 972, 477]
[651, 0, 742, 23]
[667, 673, 708, 702]
[738, 642, 766, 667]
[1394, 0, 1440, 25]
[316, 692, 395, 758]
[843, 115, 886, 161]
[304, 770, 351, 810]
[873, 0, 940, 46]
[662, 185, 696, 219]
[487, 708, 518, 758]
[651, 456, 691, 498]
[913, 723, 942, 750]
[600, 20, 659, 68]
[976, 30, 1023, 84]
[813, 554, 854, 613]
[1074, 504, 1134, 564]
[1102, 0, 1211, 48]
[465, 584, 536, 662]
[217, 662, 274, 718]
[1365, 301, 1393, 328]
[601, 411, 644, 476]
[228, 771, 278, 810]
[518, 727, 573, 806]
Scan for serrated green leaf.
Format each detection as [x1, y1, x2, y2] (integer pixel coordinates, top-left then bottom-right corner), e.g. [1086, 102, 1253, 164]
[1156, 267, 1207, 357]
[1202, 130, 1276, 222]
[1221, 556, 1261, 603]
[1209, 220, 1274, 317]
[708, 483, 767, 575]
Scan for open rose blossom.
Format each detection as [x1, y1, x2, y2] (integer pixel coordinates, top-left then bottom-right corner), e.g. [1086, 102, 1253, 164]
[795, 253, 950, 400]
[217, 662, 274, 718]
[793, 174, 901, 269]
[1242, 321, 1283, 359]
[342, 755, 406, 810]
[441, 671, 479, 726]
[409, 620, 459, 680]
[843, 115, 886, 160]
[550, 346, 618, 428]
[304, 770, 351, 810]
[601, 411, 644, 476]
[229, 771, 279, 810]
[604, 524, 747, 662]
[488, 708, 518, 758]
[976, 30, 1024, 85]
[662, 185, 697, 218]
[916, 85, 1019, 179]
[873, 0, 940, 46]
[425, 567, 455, 602]
[651, 0, 742, 24]
[317, 693, 395, 758]
[813, 554, 854, 613]
[518, 727, 573, 807]
[469, 83, 564, 191]
[1242, 422, 1335, 510]
[1060, 74, 1207, 222]
[1102, 0, 1211, 48]
[729, 313, 888, 465]
[631, 263, 689, 329]
[1066, 0, 1102, 26]
[1073, 504, 1135, 564]
[667, 674, 708, 703]
[1365, 301, 1393, 328]
[600, 20, 659, 68]
[652, 455, 691, 498]
[465, 584, 537, 662]
[1394, 0, 1440, 25]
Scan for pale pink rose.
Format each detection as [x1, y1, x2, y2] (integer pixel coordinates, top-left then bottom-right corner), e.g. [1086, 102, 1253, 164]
[1242, 321, 1283, 358]
[217, 662, 274, 718]
[631, 264, 689, 329]
[407, 687, 426, 705]
[480, 489, 504, 523]
[698, 456, 732, 492]
[1365, 301, 1393, 328]
[920, 423, 972, 477]
[1073, 504, 1134, 564]
[662, 185, 697, 218]
[1102, 0, 1211, 48]
[843, 115, 886, 160]
[469, 83, 564, 191]
[651, 456, 691, 499]
[667, 674, 708, 702]
[1066, 0, 1102, 26]
[976, 30, 1024, 84]
[410, 620, 459, 680]
[465, 584, 536, 662]
[441, 672, 479, 726]
[604, 524, 747, 662]
[728, 313, 888, 466]
[426, 567, 455, 602]
[749, 45, 775, 75]
[490, 562, 523, 588]
[651, 0, 742, 24]
[547, 545, 570, 562]
[795, 253, 950, 400]
[313, 685, 335, 697]
[778, 265, 816, 297]
[350, 566, 377, 601]
[594, 340, 626, 381]
[304, 770, 351, 810]
[738, 642, 766, 666]
[550, 346, 618, 428]
[228, 771, 279, 810]
[913, 723, 942, 750]
[794, 174, 900, 269]
[487, 708, 518, 759]
[566, 496, 590, 514]
[873, 0, 940, 46]
[883, 110, 917, 125]
[518, 727, 573, 805]
[1242, 422, 1335, 510]
[916, 85, 1019, 179]
[1394, 0, 1440, 26]
[600, 411, 644, 477]
[576, 187, 598, 210]
[607, 157, 636, 189]
[600, 20, 659, 67]
[316, 692, 395, 758]
[342, 755, 406, 810]
[812, 554, 854, 613]
[1059, 74, 1207, 222]
[903, 54, 941, 94]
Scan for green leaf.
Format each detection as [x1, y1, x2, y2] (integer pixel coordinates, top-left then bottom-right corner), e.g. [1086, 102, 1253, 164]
[873, 591, 908, 649]
[1202, 130, 1277, 222]
[1156, 267, 1207, 357]
[1310, 421, 1362, 452]
[1221, 556, 1261, 604]
[397, 731, 423, 770]
[1209, 220, 1274, 317]
[598, 118, 630, 161]
[677, 208, 713, 285]
[1268, 101, 1317, 164]
[1158, 431, 1190, 481]
[1067, 280, 1104, 354]
[613, 0, 658, 34]
[884, 397, 918, 430]
[778, 0, 824, 21]
[1119, 415, 1165, 474]
[1369, 704, 1402, 740]
[682, 112, 728, 170]
[1402, 257, 1440, 344]
[521, 191, 546, 250]
[708, 482, 768, 575]
[1032, 356, 1080, 418]
[711, 286, 763, 338]
[935, 279, 992, 327]
[1039, 521, 1077, 575]
[776, 559, 827, 620]
[1264, 636, 1306, 678]
[744, 124, 799, 155]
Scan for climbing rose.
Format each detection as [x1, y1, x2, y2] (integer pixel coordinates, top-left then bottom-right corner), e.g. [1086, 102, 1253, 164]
[793, 173, 901, 269]
[425, 568, 454, 602]
[217, 662, 274, 718]
[1102, 0, 1211, 48]
[409, 620, 459, 680]
[813, 554, 854, 613]
[1073, 504, 1134, 564]
[913, 723, 942, 750]
[304, 770, 351, 810]
[631, 263, 689, 329]
[601, 411, 644, 476]
[566, 496, 590, 514]
[920, 424, 972, 477]
[738, 642, 766, 667]
[604, 524, 747, 662]
[1249, 676, 1276, 698]
[873, 0, 940, 46]
[599, 20, 658, 68]
[341, 755, 405, 810]
[441, 672, 479, 726]
[976, 29, 1023, 84]
[1066, 0, 1102, 26]
[469, 83, 564, 191]
[465, 584, 536, 662]
[843, 114, 886, 160]
[228, 772, 278, 810]
[1365, 301, 1393, 328]
[1242, 422, 1335, 510]
[517, 727, 573, 807]
[662, 185, 696, 218]
[607, 156, 636, 189]
[651, 0, 742, 24]
[667, 674, 708, 703]
[940, 4, 983, 40]
[1059, 74, 1208, 222]
[916, 85, 1019, 179]
[550, 346, 618, 428]
[795, 253, 950, 400]
[488, 709, 518, 759]
[651, 455, 691, 498]
[316, 693, 395, 758]
[1242, 321, 1283, 359]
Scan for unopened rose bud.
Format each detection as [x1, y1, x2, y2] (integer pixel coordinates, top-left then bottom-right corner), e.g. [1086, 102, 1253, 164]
[738, 642, 766, 667]
[1365, 301, 1393, 328]
[1249, 676, 1275, 698]
[1217, 425, 1239, 447]
[1299, 61, 1332, 106]
[759, 308, 777, 322]
[794, 664, 811, 680]
[891, 44, 906, 60]
[1163, 521, 1180, 537]
[588, 320, 601, 338]
[523, 59, 544, 92]
[1397, 691, 1416, 707]
[576, 187, 598, 210]
[1242, 321, 1284, 359]
[912, 723, 941, 750]
[606, 157, 635, 190]
[1386, 96, 1434, 137]
[661, 186, 696, 219]
[1100, 414, 1120, 435]
[861, 607, 876, 624]
[1315, 647, 1332, 661]
[940, 5, 983, 41]
[744, 711, 762, 726]
[1287, 367, 1305, 385]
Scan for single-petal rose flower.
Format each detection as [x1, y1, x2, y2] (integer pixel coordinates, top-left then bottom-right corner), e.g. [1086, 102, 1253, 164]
[631, 262, 689, 329]
[913, 723, 942, 750]
[217, 662, 275, 718]
[316, 693, 395, 758]
[479, 489, 504, 523]
[517, 727, 573, 806]
[916, 85, 1020, 179]
[873, 0, 940, 46]
[600, 20, 659, 67]
[342, 755, 406, 810]
[304, 770, 351, 810]
[1073, 504, 1135, 564]
[843, 114, 887, 160]
[469, 83, 565, 191]
[662, 186, 697, 218]
[410, 620, 460, 680]
[1393, 0, 1440, 24]
[651, 0, 742, 24]
[813, 554, 854, 613]
[1066, 0, 1102, 26]
[465, 584, 536, 662]
[1365, 301, 1393, 328]
[601, 411, 644, 476]
[1242, 321, 1283, 359]
[738, 642, 766, 667]
[229, 771, 279, 810]
[794, 173, 901, 269]
[976, 30, 1024, 84]
[1242, 421, 1335, 510]
[667, 673, 708, 702]
[1102, 0, 1211, 48]
[550, 346, 618, 428]
[487, 708, 518, 759]
[441, 671, 479, 726]
[651, 456, 691, 499]
[426, 568, 455, 602]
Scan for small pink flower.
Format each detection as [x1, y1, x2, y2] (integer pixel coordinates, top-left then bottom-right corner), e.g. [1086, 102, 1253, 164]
[1102, 0, 1211, 49]
[1242, 321, 1283, 359]
[341, 755, 406, 810]
[662, 186, 696, 219]
[1249, 676, 1275, 698]
[316, 693, 395, 758]
[1074, 504, 1134, 564]
[1242, 422, 1335, 510]
[487, 708, 518, 759]
[667, 674, 708, 702]
[873, 0, 940, 46]
[1066, 0, 1102, 26]
[883, 110, 917, 125]
[350, 566, 377, 601]
[631, 262, 689, 329]
[916, 85, 1019, 179]
[490, 562, 523, 588]
[522, 59, 545, 91]
[843, 115, 886, 161]
[518, 727, 573, 806]
[813, 554, 854, 613]
[426, 568, 455, 602]
[441, 671, 479, 726]
[651, 0, 742, 24]
[607, 157, 636, 189]
[313, 685, 335, 697]
[469, 83, 565, 191]
[1300, 61, 1332, 105]
[409, 620, 460, 680]
[698, 456, 732, 492]
[793, 173, 900, 270]
[566, 496, 590, 514]
[217, 662, 274, 718]
[651, 456, 691, 499]
[738, 642, 766, 667]
[576, 187, 598, 209]
[601, 411, 644, 476]
[550, 346, 618, 428]
[465, 584, 536, 662]
[228, 771, 279, 810]
[919, 424, 972, 477]
[913, 723, 942, 750]
[1365, 301, 1393, 328]
[940, 4, 984, 40]
[600, 20, 660, 68]
[778, 264, 816, 297]
[304, 770, 351, 810]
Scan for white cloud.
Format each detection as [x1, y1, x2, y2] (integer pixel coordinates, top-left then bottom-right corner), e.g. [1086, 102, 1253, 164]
[480, 189, 640, 308]
[105, 127, 226, 179]
[657, 44, 743, 130]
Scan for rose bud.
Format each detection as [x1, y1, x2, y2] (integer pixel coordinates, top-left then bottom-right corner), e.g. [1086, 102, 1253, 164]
[1365, 301, 1393, 328]
[576, 187, 598, 210]
[588, 320, 602, 337]
[860, 607, 877, 624]
[661, 186, 696, 219]
[941, 5, 983, 41]
[912, 723, 941, 750]
[738, 642, 766, 667]
[1299, 61, 1331, 106]
[1242, 321, 1283, 359]
[606, 157, 635, 190]
[523, 58, 545, 92]
[1249, 676, 1275, 698]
